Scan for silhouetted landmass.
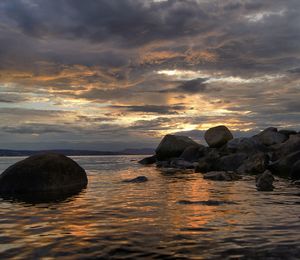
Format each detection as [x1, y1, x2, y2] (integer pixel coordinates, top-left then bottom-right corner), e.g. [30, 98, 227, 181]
[0, 148, 154, 157]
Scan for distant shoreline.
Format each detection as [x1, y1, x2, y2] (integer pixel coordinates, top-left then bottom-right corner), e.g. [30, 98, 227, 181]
[0, 148, 154, 157]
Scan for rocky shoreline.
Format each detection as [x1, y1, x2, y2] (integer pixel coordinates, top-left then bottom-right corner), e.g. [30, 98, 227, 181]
[139, 125, 300, 191]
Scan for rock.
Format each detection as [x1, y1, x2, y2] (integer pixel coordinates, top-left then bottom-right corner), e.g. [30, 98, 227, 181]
[237, 153, 268, 174]
[0, 153, 88, 199]
[256, 170, 275, 191]
[203, 171, 241, 181]
[156, 160, 171, 168]
[272, 134, 300, 160]
[155, 134, 199, 160]
[217, 153, 248, 171]
[226, 137, 266, 154]
[290, 160, 300, 180]
[179, 145, 207, 162]
[204, 125, 233, 148]
[138, 155, 157, 165]
[269, 151, 300, 177]
[195, 149, 221, 173]
[170, 159, 195, 169]
[278, 129, 297, 137]
[253, 127, 287, 146]
[122, 176, 148, 183]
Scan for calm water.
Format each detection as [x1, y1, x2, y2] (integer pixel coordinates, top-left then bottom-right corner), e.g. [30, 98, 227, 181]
[0, 156, 299, 259]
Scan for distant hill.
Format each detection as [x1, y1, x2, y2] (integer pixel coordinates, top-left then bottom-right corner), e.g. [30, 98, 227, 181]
[0, 148, 155, 157]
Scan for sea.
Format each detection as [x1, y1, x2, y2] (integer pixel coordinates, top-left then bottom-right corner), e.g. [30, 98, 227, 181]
[0, 155, 299, 259]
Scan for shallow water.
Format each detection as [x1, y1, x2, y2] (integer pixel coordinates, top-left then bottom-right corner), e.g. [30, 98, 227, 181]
[0, 155, 299, 259]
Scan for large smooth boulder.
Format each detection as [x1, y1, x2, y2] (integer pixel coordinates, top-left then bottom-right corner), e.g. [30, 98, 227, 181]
[226, 137, 266, 154]
[204, 125, 233, 148]
[203, 171, 241, 181]
[269, 151, 300, 177]
[170, 158, 195, 169]
[290, 160, 300, 180]
[253, 127, 287, 146]
[155, 134, 199, 160]
[278, 129, 297, 137]
[256, 170, 275, 191]
[0, 153, 88, 199]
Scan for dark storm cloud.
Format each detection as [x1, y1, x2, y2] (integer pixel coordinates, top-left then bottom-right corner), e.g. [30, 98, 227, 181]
[0, 0, 299, 149]
[110, 105, 186, 114]
[1, 124, 69, 134]
[159, 78, 208, 93]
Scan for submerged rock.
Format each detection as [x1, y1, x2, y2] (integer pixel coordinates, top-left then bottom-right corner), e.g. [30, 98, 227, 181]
[138, 155, 157, 165]
[155, 134, 199, 160]
[177, 200, 237, 206]
[204, 125, 233, 148]
[203, 171, 241, 181]
[256, 170, 275, 191]
[0, 153, 88, 199]
[122, 176, 148, 183]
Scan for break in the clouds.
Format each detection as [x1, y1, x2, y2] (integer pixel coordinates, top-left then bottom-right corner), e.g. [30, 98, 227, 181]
[0, 0, 299, 150]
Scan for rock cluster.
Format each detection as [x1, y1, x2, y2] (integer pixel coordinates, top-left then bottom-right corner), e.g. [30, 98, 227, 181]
[139, 125, 300, 191]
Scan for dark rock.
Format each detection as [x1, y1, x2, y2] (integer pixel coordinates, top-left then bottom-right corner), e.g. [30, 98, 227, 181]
[269, 151, 300, 177]
[155, 134, 199, 160]
[237, 153, 268, 174]
[0, 153, 88, 198]
[278, 129, 297, 137]
[170, 159, 195, 169]
[203, 171, 241, 181]
[138, 155, 157, 165]
[256, 170, 275, 191]
[218, 153, 248, 171]
[204, 125, 233, 148]
[156, 160, 171, 168]
[226, 137, 267, 154]
[177, 200, 237, 205]
[179, 145, 207, 162]
[195, 149, 221, 173]
[290, 160, 300, 180]
[253, 127, 288, 146]
[272, 134, 300, 160]
[122, 176, 148, 183]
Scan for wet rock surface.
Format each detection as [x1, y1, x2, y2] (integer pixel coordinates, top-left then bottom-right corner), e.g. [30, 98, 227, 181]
[139, 125, 299, 192]
[0, 153, 88, 201]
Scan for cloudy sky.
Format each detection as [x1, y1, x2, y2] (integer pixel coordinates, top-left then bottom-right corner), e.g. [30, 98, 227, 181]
[0, 0, 299, 150]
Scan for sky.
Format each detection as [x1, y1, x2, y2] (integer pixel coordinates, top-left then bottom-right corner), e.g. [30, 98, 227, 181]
[0, 0, 299, 150]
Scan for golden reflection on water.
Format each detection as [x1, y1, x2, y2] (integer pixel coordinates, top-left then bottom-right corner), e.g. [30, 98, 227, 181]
[0, 156, 299, 259]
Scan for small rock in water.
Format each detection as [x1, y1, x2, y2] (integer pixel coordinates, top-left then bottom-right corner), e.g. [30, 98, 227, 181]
[256, 170, 275, 191]
[122, 176, 148, 183]
[203, 171, 241, 181]
[138, 155, 157, 165]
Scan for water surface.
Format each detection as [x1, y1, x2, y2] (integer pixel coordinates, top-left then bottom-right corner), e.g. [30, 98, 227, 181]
[0, 156, 299, 259]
